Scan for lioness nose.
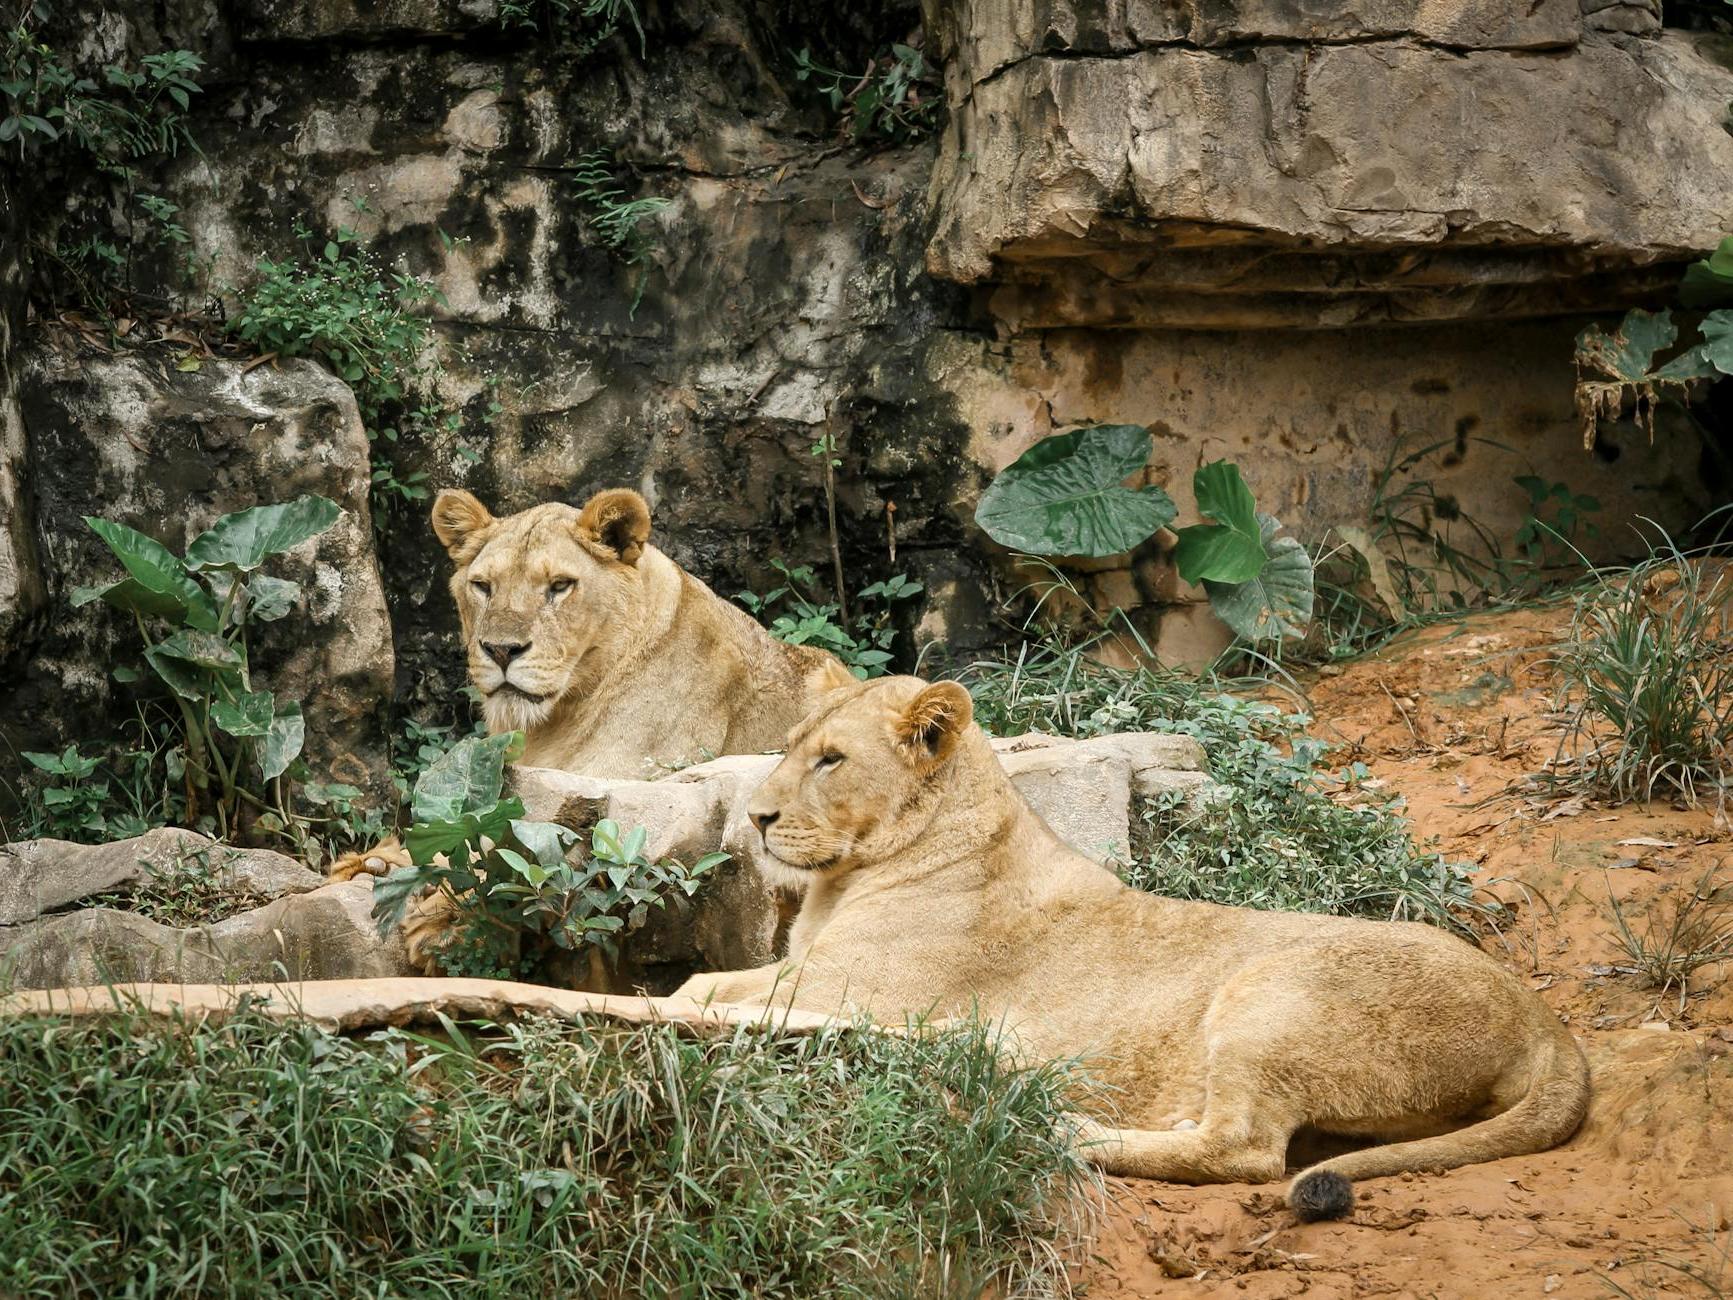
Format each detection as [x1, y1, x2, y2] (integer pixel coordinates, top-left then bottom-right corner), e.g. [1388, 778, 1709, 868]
[750, 810, 780, 838]
[482, 641, 529, 670]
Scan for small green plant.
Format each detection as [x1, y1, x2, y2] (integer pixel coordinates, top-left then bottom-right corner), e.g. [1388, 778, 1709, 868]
[793, 40, 939, 141]
[956, 633, 1481, 930]
[975, 426, 1315, 644]
[72, 495, 341, 843]
[1513, 474, 1601, 571]
[498, 0, 644, 56]
[232, 224, 445, 513]
[373, 732, 727, 982]
[737, 559, 922, 678]
[1549, 548, 1733, 808]
[0, 1002, 1095, 1297]
[571, 151, 670, 316]
[1604, 866, 1733, 1007]
[19, 745, 111, 841]
[84, 845, 252, 926]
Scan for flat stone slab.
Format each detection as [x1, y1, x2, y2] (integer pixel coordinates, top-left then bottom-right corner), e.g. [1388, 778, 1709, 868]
[0, 978, 853, 1038]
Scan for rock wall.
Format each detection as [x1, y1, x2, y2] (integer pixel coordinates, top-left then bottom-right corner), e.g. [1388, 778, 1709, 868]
[1, 0, 1728, 761]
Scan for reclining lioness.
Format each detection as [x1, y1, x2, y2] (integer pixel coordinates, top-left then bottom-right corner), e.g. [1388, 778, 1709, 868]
[331, 487, 850, 905]
[676, 676, 1590, 1221]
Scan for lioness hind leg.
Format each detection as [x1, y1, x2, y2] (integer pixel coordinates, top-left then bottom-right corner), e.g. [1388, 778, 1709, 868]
[401, 887, 460, 976]
[328, 837, 413, 882]
[1078, 1098, 1292, 1186]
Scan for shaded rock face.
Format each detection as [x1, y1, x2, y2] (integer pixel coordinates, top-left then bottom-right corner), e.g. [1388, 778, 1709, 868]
[4, 351, 393, 794]
[0, 0, 1723, 751]
[0, 828, 408, 988]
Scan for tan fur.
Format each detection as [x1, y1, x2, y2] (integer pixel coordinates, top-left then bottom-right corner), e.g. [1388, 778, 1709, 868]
[677, 676, 1590, 1216]
[329, 488, 852, 967]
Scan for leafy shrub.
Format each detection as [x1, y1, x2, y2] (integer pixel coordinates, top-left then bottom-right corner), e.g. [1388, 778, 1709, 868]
[373, 733, 726, 982]
[571, 151, 670, 315]
[0, 1003, 1095, 1299]
[18, 745, 111, 841]
[1549, 550, 1733, 807]
[975, 427, 1315, 643]
[737, 558, 922, 678]
[793, 39, 939, 141]
[1513, 475, 1601, 571]
[73, 496, 340, 843]
[957, 637, 1479, 929]
[499, 0, 644, 55]
[232, 225, 446, 511]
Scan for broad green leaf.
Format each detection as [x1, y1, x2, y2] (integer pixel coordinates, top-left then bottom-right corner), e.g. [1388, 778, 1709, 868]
[974, 424, 1176, 557]
[184, 495, 341, 572]
[621, 824, 648, 865]
[1173, 462, 1268, 585]
[1681, 237, 1733, 308]
[510, 819, 578, 870]
[244, 575, 300, 622]
[591, 818, 623, 862]
[259, 701, 304, 780]
[1697, 312, 1733, 376]
[411, 731, 526, 824]
[1205, 515, 1314, 642]
[403, 798, 525, 865]
[153, 628, 243, 671]
[211, 689, 276, 738]
[70, 576, 194, 623]
[692, 852, 729, 875]
[1574, 309, 1678, 383]
[84, 517, 219, 631]
[144, 644, 214, 700]
[371, 864, 435, 933]
[494, 847, 545, 886]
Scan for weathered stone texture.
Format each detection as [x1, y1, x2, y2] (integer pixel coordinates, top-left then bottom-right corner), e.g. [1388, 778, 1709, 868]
[6, 352, 393, 793]
[925, 9, 1733, 328]
[0, 828, 322, 926]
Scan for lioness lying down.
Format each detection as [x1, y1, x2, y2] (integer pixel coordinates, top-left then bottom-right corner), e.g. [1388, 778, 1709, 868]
[676, 676, 1590, 1221]
[331, 487, 850, 918]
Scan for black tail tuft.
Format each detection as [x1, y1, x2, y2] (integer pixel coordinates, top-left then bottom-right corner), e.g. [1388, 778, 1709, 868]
[1289, 1169, 1354, 1222]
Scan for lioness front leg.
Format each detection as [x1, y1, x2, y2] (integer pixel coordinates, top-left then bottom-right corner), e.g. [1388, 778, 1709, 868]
[675, 963, 805, 1009]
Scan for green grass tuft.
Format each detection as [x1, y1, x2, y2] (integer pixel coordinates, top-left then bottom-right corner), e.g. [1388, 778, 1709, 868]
[956, 637, 1480, 929]
[0, 1003, 1097, 1299]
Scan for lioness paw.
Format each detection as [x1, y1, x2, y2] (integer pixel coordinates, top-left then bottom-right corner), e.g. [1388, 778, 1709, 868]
[329, 837, 412, 882]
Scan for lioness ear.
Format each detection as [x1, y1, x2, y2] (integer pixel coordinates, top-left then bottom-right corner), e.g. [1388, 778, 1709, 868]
[894, 681, 974, 769]
[431, 489, 495, 561]
[576, 488, 651, 565]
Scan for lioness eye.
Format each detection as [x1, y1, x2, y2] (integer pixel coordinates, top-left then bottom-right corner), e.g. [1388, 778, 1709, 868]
[471, 579, 492, 597]
[549, 578, 574, 595]
[815, 751, 844, 772]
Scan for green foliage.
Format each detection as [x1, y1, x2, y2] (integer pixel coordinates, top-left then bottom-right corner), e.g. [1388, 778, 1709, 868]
[19, 746, 113, 841]
[73, 496, 340, 843]
[957, 637, 1480, 930]
[0, 1004, 1094, 1298]
[498, 0, 644, 56]
[571, 151, 670, 316]
[975, 424, 1177, 557]
[1513, 475, 1601, 569]
[373, 734, 726, 981]
[232, 224, 445, 513]
[1574, 306, 1732, 442]
[84, 844, 252, 926]
[1549, 547, 1733, 808]
[737, 559, 922, 678]
[976, 429, 1315, 645]
[793, 40, 939, 141]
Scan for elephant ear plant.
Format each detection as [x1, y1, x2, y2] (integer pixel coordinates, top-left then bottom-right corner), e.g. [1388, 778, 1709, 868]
[374, 732, 728, 985]
[975, 425, 1315, 643]
[73, 495, 340, 843]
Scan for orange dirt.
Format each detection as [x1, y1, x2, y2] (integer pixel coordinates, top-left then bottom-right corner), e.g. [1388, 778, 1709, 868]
[1075, 603, 1733, 1299]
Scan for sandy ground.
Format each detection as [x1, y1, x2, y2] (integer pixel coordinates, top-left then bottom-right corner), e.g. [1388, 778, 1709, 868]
[1074, 602, 1733, 1298]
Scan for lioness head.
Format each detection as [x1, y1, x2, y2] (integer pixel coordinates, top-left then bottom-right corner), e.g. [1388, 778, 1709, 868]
[746, 676, 975, 878]
[430, 487, 652, 734]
